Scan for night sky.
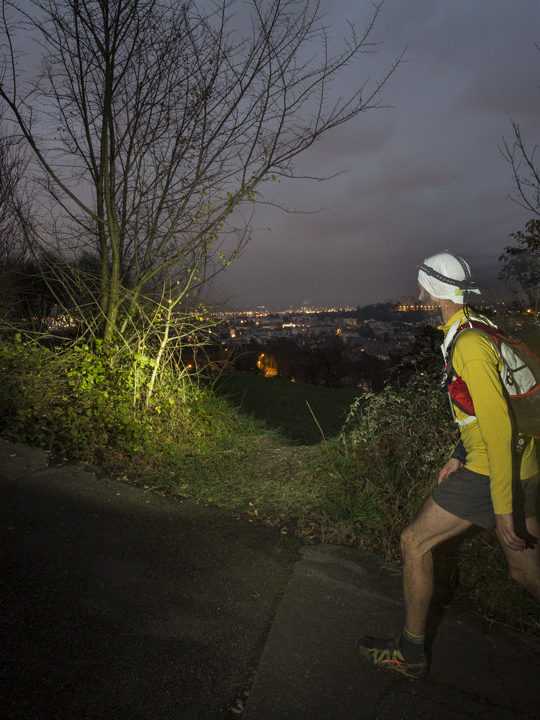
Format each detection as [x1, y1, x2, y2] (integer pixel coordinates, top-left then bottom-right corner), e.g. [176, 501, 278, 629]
[212, 0, 540, 310]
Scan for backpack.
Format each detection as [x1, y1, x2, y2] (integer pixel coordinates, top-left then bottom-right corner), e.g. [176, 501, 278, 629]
[444, 316, 540, 440]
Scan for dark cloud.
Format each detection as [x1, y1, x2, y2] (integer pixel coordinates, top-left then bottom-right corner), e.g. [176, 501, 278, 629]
[457, 65, 540, 117]
[297, 118, 396, 169]
[348, 158, 463, 196]
[213, 0, 540, 309]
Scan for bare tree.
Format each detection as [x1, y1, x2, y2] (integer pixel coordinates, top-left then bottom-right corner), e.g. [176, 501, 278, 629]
[0, 123, 35, 323]
[502, 121, 540, 218]
[499, 44, 539, 322]
[499, 218, 540, 322]
[501, 42, 540, 217]
[0, 126, 29, 265]
[1, 0, 400, 344]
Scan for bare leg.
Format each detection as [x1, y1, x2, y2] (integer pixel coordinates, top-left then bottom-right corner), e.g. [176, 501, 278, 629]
[401, 497, 472, 636]
[499, 515, 540, 601]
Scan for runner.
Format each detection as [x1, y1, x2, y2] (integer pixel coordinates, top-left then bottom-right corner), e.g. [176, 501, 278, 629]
[357, 251, 540, 679]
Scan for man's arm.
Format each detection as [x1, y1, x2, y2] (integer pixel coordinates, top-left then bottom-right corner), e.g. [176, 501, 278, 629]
[451, 439, 467, 464]
[456, 333, 523, 551]
[437, 440, 466, 485]
[437, 457, 462, 485]
[495, 513, 526, 551]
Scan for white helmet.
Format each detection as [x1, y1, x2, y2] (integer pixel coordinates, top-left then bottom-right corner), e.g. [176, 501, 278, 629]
[418, 251, 481, 303]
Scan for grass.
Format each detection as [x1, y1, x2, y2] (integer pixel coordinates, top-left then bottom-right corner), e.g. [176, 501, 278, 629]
[1, 339, 538, 635]
[213, 371, 360, 444]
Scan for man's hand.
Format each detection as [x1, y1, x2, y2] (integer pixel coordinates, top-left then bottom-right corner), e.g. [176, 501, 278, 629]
[495, 513, 526, 552]
[437, 458, 463, 485]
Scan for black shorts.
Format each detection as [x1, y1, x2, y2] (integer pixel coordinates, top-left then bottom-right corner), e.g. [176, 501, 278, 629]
[432, 467, 539, 529]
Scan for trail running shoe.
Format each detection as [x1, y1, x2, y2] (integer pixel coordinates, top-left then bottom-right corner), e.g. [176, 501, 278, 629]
[355, 636, 427, 680]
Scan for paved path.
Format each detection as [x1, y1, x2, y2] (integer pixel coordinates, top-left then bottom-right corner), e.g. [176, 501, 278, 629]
[1, 440, 299, 719]
[244, 545, 540, 719]
[1, 439, 539, 719]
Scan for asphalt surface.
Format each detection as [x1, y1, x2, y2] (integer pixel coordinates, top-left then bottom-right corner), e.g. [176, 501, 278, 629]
[1, 439, 300, 719]
[1, 438, 540, 719]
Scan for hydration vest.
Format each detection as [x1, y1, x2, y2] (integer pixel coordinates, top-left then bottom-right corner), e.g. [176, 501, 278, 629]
[443, 315, 540, 439]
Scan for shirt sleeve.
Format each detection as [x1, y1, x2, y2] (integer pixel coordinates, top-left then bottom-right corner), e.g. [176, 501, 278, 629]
[453, 331, 514, 514]
[451, 439, 467, 464]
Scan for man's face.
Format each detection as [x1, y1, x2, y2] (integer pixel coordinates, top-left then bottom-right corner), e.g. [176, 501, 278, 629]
[418, 283, 431, 304]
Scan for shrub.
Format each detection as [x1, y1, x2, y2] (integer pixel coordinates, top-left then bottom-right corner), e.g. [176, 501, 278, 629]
[328, 374, 538, 632]
[2, 340, 537, 633]
[313, 373, 457, 555]
[0, 339, 264, 466]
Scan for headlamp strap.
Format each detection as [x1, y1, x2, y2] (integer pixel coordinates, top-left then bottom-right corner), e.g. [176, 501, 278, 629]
[419, 252, 478, 291]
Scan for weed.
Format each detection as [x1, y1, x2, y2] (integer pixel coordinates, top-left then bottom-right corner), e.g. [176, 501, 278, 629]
[1, 341, 537, 634]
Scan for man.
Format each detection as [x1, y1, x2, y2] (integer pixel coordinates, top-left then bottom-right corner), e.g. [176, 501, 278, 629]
[357, 251, 540, 679]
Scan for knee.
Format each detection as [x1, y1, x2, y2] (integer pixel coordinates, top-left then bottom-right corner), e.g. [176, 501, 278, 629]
[400, 522, 437, 561]
[508, 565, 524, 585]
[508, 564, 540, 594]
[400, 524, 419, 557]
[506, 558, 540, 602]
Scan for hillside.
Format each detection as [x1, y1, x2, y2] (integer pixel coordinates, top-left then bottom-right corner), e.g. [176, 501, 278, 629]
[214, 372, 361, 445]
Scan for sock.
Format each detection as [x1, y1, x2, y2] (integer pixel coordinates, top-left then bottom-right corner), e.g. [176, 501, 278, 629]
[399, 628, 425, 662]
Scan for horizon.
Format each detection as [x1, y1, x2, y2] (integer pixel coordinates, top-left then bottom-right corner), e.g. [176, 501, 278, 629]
[211, 0, 539, 310]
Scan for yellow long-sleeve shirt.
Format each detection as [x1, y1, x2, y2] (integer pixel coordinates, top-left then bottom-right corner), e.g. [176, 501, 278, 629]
[442, 309, 538, 515]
